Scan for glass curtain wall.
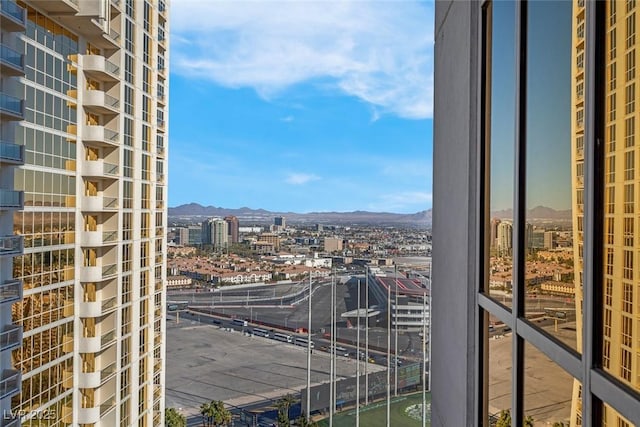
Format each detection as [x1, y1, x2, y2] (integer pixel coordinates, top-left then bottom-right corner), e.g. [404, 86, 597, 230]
[480, 1, 640, 426]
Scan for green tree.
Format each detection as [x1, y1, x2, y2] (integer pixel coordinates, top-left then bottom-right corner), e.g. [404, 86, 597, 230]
[295, 414, 319, 427]
[200, 402, 214, 426]
[495, 410, 511, 427]
[210, 400, 232, 427]
[165, 408, 186, 427]
[493, 410, 535, 427]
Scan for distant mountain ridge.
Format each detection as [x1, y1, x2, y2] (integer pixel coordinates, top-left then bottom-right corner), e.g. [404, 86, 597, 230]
[169, 203, 432, 227]
[491, 205, 572, 220]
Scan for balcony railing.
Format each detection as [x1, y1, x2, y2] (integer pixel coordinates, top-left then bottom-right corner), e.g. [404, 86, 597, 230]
[0, 141, 24, 163]
[101, 295, 117, 312]
[0, 279, 21, 305]
[0, 369, 21, 400]
[100, 392, 116, 417]
[0, 0, 26, 26]
[0, 189, 23, 209]
[102, 263, 117, 277]
[0, 92, 23, 118]
[0, 43, 23, 70]
[159, 0, 166, 12]
[100, 361, 117, 383]
[103, 230, 118, 243]
[103, 196, 118, 210]
[0, 235, 22, 257]
[0, 324, 22, 353]
[101, 329, 116, 348]
[103, 162, 118, 176]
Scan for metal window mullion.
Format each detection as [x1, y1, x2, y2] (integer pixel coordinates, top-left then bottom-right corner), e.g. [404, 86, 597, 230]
[511, 0, 526, 424]
[477, 2, 492, 425]
[591, 369, 640, 425]
[583, 0, 605, 424]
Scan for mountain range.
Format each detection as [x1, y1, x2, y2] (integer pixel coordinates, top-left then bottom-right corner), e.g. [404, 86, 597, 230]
[168, 203, 432, 227]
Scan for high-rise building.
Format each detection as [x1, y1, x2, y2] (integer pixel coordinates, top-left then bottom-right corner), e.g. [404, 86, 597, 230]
[496, 221, 512, 256]
[274, 216, 285, 230]
[201, 217, 228, 249]
[224, 215, 238, 244]
[433, 1, 640, 426]
[0, 0, 169, 425]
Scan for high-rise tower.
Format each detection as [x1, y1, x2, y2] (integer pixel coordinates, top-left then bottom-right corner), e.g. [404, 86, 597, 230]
[0, 0, 169, 425]
[570, 1, 637, 425]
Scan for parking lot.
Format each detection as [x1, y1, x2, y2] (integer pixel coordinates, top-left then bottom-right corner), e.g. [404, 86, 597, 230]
[165, 315, 385, 419]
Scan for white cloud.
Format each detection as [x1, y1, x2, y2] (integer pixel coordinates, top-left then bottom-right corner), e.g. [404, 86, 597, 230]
[171, 0, 433, 119]
[280, 115, 294, 122]
[285, 173, 321, 185]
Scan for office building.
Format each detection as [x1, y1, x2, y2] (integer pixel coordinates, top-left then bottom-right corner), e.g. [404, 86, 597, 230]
[433, 0, 640, 425]
[224, 215, 238, 244]
[0, 0, 169, 425]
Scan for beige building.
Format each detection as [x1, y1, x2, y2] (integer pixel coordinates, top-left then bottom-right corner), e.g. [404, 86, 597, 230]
[570, 1, 636, 425]
[323, 237, 343, 253]
[0, 0, 168, 425]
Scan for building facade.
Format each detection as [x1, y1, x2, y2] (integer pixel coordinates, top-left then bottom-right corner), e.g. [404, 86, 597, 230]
[223, 215, 238, 244]
[0, 0, 168, 425]
[433, 0, 640, 425]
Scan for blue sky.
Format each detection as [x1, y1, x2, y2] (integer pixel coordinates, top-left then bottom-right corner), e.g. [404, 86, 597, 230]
[168, 1, 433, 214]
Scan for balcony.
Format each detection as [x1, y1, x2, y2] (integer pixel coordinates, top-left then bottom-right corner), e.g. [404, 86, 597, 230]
[0, 279, 22, 305]
[82, 159, 119, 179]
[0, 189, 23, 210]
[157, 118, 166, 129]
[79, 295, 117, 317]
[79, 328, 115, 354]
[81, 194, 118, 212]
[157, 173, 165, 184]
[157, 90, 166, 106]
[0, 235, 22, 257]
[27, 0, 78, 14]
[0, 43, 24, 76]
[100, 392, 117, 418]
[0, 324, 22, 353]
[78, 405, 100, 425]
[80, 229, 118, 247]
[101, 361, 117, 383]
[0, 92, 24, 120]
[82, 54, 120, 81]
[0, 0, 26, 31]
[0, 369, 21, 400]
[83, 125, 120, 146]
[80, 263, 117, 282]
[156, 144, 165, 157]
[0, 141, 24, 164]
[83, 90, 120, 114]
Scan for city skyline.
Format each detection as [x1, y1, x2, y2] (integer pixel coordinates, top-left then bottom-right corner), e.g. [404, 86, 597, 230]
[168, 0, 434, 214]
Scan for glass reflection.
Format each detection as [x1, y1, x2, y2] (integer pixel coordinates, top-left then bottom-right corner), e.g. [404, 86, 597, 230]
[484, 0, 516, 309]
[486, 313, 512, 424]
[523, 342, 576, 425]
[524, 0, 578, 351]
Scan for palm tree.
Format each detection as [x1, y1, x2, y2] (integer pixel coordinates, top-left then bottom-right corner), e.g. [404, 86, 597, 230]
[280, 393, 297, 422]
[200, 402, 214, 426]
[210, 400, 232, 427]
[295, 414, 319, 427]
[165, 408, 186, 427]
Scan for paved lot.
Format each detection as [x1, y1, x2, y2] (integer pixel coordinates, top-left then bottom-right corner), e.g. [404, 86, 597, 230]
[487, 324, 576, 425]
[165, 316, 385, 418]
